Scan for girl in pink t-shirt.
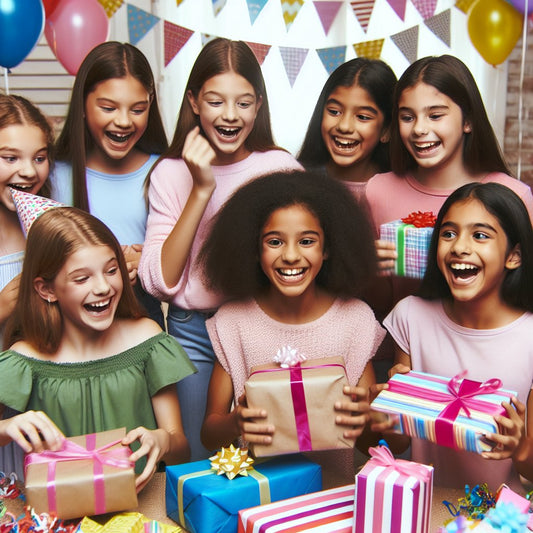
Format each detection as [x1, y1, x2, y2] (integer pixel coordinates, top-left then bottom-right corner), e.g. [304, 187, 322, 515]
[382, 182, 533, 489]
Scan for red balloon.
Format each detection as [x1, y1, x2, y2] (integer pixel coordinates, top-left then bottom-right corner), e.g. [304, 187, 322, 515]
[45, 0, 109, 75]
[43, 0, 61, 18]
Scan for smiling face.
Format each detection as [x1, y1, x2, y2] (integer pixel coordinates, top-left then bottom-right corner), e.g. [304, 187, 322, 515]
[84, 74, 151, 170]
[0, 124, 49, 211]
[187, 70, 262, 165]
[259, 204, 327, 302]
[436, 198, 521, 309]
[39, 244, 124, 336]
[398, 82, 470, 173]
[321, 84, 386, 171]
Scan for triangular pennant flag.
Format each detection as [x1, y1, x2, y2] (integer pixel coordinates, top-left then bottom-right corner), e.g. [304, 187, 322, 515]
[317, 46, 346, 75]
[391, 25, 419, 63]
[411, 0, 437, 19]
[281, 0, 304, 31]
[177, 0, 185, 5]
[212, 0, 227, 16]
[454, 0, 476, 13]
[313, 1, 343, 35]
[385, 0, 407, 20]
[350, 0, 376, 32]
[127, 4, 160, 46]
[353, 39, 385, 59]
[97, 0, 124, 18]
[279, 46, 308, 87]
[201, 34, 217, 47]
[247, 0, 269, 24]
[245, 41, 272, 64]
[11, 189, 65, 237]
[164, 21, 194, 67]
[424, 9, 451, 46]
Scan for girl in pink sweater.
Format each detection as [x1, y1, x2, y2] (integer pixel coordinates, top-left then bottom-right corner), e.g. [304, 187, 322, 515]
[199, 170, 385, 487]
[138, 38, 301, 460]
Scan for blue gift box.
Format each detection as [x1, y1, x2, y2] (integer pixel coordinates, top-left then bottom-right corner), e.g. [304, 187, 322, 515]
[165, 454, 322, 533]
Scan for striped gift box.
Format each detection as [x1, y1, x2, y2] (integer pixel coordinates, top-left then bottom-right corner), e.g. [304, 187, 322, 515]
[380, 219, 433, 279]
[371, 371, 516, 453]
[238, 484, 354, 533]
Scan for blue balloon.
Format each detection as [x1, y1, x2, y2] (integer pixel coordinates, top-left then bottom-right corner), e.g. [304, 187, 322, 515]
[0, 0, 45, 69]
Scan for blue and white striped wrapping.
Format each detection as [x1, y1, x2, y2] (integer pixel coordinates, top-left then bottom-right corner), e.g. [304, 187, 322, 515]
[380, 220, 433, 279]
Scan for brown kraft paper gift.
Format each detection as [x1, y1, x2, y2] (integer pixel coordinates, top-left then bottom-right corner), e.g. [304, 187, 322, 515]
[244, 356, 353, 457]
[25, 427, 138, 520]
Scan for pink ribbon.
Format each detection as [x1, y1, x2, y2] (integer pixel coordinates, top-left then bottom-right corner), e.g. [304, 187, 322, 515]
[25, 435, 132, 515]
[249, 363, 345, 452]
[368, 445, 432, 482]
[387, 372, 506, 449]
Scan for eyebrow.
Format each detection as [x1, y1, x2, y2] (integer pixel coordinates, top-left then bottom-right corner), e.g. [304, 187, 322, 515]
[202, 90, 256, 99]
[95, 97, 149, 106]
[0, 146, 48, 153]
[262, 230, 321, 238]
[399, 104, 449, 113]
[441, 221, 498, 233]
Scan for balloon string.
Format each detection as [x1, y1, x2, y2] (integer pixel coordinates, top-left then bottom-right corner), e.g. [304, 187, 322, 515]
[3, 68, 9, 95]
[517, 5, 528, 179]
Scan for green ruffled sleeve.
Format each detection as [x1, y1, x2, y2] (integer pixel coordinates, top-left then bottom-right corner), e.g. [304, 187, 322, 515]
[145, 333, 197, 396]
[0, 350, 34, 412]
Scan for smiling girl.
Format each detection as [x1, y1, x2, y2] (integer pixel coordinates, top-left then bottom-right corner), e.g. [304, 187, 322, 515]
[52, 41, 168, 326]
[298, 58, 396, 199]
[138, 38, 301, 460]
[382, 182, 533, 489]
[1, 207, 195, 489]
[198, 170, 385, 487]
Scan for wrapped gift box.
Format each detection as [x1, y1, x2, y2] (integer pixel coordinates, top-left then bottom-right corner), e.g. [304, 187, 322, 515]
[380, 212, 435, 279]
[370, 371, 516, 454]
[354, 446, 433, 533]
[25, 428, 137, 520]
[244, 356, 352, 457]
[238, 484, 354, 533]
[166, 454, 322, 533]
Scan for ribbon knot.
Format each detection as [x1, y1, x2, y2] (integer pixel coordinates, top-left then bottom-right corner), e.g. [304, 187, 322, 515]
[401, 211, 436, 228]
[368, 445, 432, 482]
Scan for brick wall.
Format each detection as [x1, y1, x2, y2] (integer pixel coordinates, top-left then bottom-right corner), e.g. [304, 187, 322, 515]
[504, 23, 533, 187]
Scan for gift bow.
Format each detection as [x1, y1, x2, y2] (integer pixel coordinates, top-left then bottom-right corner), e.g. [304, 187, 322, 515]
[484, 501, 529, 532]
[368, 445, 432, 482]
[401, 211, 436, 228]
[274, 345, 306, 368]
[25, 436, 132, 516]
[209, 445, 254, 480]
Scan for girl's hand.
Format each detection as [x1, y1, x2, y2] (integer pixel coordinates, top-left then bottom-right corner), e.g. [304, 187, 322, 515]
[481, 397, 525, 461]
[388, 363, 411, 379]
[123, 426, 170, 491]
[335, 385, 370, 440]
[0, 274, 20, 325]
[375, 239, 397, 273]
[122, 244, 143, 285]
[182, 127, 217, 191]
[235, 394, 274, 446]
[2, 410, 63, 453]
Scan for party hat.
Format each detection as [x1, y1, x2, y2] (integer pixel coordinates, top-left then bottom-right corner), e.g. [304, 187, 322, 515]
[10, 188, 65, 237]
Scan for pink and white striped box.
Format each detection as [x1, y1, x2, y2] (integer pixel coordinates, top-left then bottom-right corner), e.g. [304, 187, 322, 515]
[238, 484, 355, 533]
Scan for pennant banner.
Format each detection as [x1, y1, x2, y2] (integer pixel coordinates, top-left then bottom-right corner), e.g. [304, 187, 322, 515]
[350, 0, 376, 32]
[317, 45, 346, 75]
[386, 0, 407, 20]
[212, 0, 227, 16]
[391, 25, 419, 63]
[454, 0, 476, 13]
[127, 4, 160, 46]
[424, 9, 451, 47]
[279, 46, 309, 87]
[246, 41, 272, 64]
[247, 0, 269, 24]
[313, 1, 343, 35]
[411, 0, 437, 20]
[97, 0, 124, 18]
[281, 0, 304, 31]
[164, 21, 194, 67]
[353, 38, 385, 60]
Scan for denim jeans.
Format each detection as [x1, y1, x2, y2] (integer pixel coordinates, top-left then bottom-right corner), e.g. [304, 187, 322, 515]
[167, 306, 216, 461]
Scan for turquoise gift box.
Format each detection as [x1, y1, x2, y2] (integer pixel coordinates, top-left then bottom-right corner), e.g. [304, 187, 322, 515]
[165, 454, 322, 533]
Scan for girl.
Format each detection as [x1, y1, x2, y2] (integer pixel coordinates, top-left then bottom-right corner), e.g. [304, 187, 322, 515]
[199, 170, 385, 488]
[298, 58, 397, 200]
[52, 41, 167, 327]
[0, 207, 196, 490]
[138, 38, 302, 461]
[0, 93, 54, 478]
[382, 182, 533, 490]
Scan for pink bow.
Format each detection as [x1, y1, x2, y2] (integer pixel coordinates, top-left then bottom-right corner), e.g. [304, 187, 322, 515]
[368, 445, 432, 482]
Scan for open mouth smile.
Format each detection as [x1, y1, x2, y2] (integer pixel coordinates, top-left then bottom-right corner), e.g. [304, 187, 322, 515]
[8, 183, 37, 192]
[215, 126, 241, 139]
[413, 141, 441, 153]
[105, 131, 134, 144]
[84, 299, 112, 313]
[449, 262, 479, 281]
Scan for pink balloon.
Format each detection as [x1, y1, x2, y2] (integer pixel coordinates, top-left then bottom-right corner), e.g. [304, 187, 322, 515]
[45, 0, 109, 75]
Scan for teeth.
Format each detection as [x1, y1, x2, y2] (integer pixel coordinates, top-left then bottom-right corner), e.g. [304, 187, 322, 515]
[279, 268, 304, 276]
[334, 137, 357, 147]
[450, 263, 477, 270]
[415, 142, 438, 149]
[216, 127, 240, 137]
[87, 299, 110, 308]
[106, 132, 132, 143]
[8, 183, 33, 191]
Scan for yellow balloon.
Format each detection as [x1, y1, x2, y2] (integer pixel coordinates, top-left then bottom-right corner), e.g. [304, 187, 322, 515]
[467, 0, 524, 66]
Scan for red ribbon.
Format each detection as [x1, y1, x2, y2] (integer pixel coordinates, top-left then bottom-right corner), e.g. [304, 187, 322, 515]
[387, 372, 506, 449]
[401, 211, 436, 228]
[25, 435, 132, 515]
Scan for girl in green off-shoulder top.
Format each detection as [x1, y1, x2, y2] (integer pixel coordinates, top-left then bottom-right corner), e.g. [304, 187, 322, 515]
[0, 207, 196, 491]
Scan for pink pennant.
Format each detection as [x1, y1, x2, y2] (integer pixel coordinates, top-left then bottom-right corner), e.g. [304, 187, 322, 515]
[411, 0, 437, 19]
[312, 1, 342, 35]
[386, 0, 407, 20]
[164, 21, 194, 67]
[245, 41, 272, 65]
